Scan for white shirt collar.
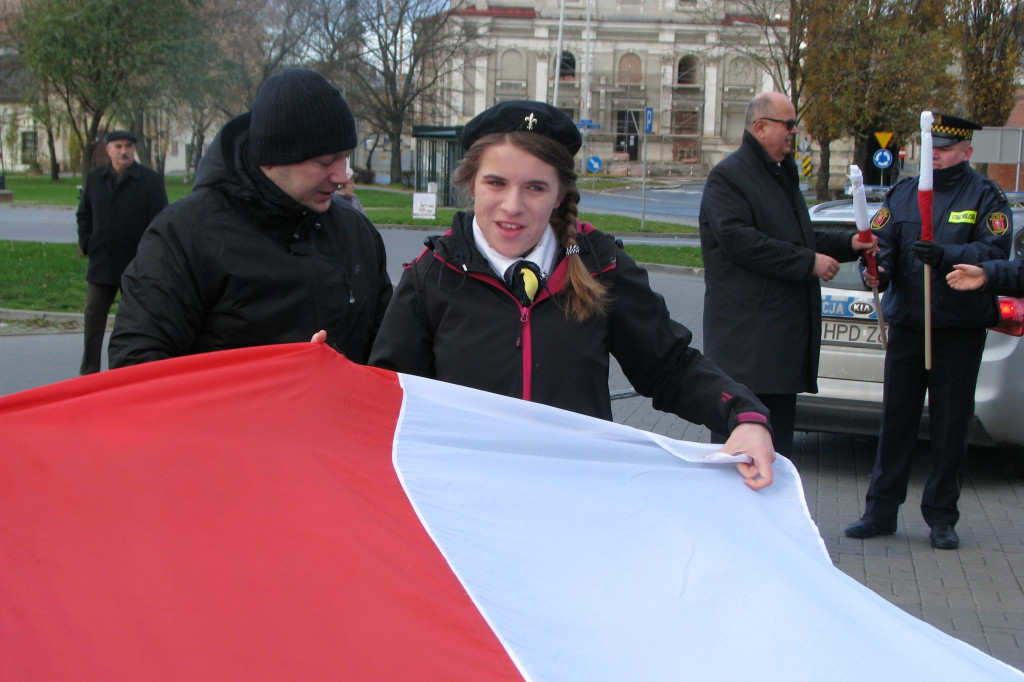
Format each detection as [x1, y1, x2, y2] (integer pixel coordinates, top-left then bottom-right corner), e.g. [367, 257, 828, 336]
[472, 216, 559, 280]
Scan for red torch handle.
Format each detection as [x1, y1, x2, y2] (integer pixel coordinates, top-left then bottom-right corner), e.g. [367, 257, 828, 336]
[918, 190, 934, 242]
[857, 230, 878, 279]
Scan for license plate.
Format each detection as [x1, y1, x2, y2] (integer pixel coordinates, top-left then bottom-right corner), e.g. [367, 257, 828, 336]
[821, 319, 885, 349]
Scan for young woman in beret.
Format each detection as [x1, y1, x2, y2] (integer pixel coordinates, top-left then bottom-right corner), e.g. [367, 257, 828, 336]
[365, 100, 777, 489]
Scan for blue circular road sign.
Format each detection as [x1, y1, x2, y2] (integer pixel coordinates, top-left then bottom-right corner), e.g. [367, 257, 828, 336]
[587, 156, 602, 172]
[872, 149, 894, 169]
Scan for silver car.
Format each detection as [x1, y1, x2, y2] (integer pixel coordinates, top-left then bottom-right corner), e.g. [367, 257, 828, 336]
[795, 191, 1024, 448]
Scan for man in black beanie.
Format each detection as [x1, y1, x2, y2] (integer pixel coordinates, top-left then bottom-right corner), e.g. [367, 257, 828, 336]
[109, 68, 392, 366]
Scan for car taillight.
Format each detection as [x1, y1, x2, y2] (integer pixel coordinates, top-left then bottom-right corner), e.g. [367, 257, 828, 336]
[991, 297, 1024, 337]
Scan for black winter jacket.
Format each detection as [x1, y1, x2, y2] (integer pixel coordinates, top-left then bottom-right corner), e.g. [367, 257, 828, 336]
[699, 130, 857, 395]
[77, 161, 168, 286]
[868, 162, 1011, 329]
[980, 259, 1024, 298]
[369, 212, 770, 435]
[108, 113, 392, 368]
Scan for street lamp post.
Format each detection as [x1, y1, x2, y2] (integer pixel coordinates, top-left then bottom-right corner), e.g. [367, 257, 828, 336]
[553, 0, 566, 105]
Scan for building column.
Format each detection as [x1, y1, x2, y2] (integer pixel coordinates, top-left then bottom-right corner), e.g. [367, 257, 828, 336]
[474, 55, 489, 115]
[702, 50, 719, 137]
[535, 49, 550, 102]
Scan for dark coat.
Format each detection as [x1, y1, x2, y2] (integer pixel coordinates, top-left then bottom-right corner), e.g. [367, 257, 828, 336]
[981, 259, 1024, 298]
[699, 130, 857, 395]
[108, 113, 392, 368]
[76, 161, 168, 286]
[369, 212, 770, 435]
[869, 164, 1011, 329]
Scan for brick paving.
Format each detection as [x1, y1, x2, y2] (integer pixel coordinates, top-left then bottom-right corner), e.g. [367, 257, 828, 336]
[612, 393, 1024, 672]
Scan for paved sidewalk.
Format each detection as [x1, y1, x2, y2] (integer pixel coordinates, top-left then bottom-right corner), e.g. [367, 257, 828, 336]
[612, 393, 1024, 673]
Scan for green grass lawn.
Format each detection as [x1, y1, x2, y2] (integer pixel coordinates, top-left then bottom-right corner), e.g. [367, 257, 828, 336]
[0, 241, 89, 313]
[2, 174, 193, 205]
[2, 239, 703, 315]
[1, 175, 701, 314]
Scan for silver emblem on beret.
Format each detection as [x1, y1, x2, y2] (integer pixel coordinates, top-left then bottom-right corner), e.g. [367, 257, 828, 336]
[524, 113, 537, 130]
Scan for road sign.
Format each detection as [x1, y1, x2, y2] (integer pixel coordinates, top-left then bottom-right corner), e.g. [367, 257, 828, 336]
[644, 107, 653, 134]
[800, 154, 812, 177]
[576, 120, 601, 130]
[587, 156, 602, 172]
[872, 149, 894, 169]
[874, 131, 894, 149]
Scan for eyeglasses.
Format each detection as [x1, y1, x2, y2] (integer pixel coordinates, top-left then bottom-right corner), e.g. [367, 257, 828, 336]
[758, 117, 799, 130]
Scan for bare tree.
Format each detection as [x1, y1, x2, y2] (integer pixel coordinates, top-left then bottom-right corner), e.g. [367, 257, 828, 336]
[341, 0, 472, 184]
[715, 0, 834, 114]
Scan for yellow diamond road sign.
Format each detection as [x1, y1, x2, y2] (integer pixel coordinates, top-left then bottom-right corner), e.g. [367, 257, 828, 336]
[874, 132, 893, 149]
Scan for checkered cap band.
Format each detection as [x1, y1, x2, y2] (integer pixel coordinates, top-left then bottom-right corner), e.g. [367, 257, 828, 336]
[932, 124, 974, 140]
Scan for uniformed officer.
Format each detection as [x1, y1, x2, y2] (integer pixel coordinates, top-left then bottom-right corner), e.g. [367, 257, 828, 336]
[845, 113, 1012, 550]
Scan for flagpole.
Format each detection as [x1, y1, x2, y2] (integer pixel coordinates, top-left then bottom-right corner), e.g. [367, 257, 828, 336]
[849, 165, 888, 350]
[918, 111, 934, 370]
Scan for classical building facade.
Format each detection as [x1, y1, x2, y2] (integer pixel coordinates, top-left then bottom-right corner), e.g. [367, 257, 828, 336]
[426, 0, 779, 173]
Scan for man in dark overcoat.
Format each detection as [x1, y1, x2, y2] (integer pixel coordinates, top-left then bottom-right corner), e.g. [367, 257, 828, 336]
[698, 91, 875, 454]
[76, 130, 168, 374]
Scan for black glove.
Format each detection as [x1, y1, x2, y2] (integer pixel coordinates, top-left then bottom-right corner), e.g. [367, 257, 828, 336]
[912, 240, 944, 267]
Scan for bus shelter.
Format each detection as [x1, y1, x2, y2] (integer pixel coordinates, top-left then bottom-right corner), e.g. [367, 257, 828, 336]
[412, 126, 464, 207]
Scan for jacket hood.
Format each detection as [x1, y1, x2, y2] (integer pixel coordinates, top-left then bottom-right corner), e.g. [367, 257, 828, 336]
[194, 113, 254, 195]
[193, 112, 321, 235]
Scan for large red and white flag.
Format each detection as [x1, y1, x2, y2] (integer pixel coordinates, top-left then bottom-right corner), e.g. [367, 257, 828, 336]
[2, 344, 1021, 681]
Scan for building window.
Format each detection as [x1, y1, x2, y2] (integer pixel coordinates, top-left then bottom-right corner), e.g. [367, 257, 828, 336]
[671, 109, 701, 163]
[677, 56, 699, 85]
[501, 50, 526, 81]
[498, 49, 528, 96]
[614, 110, 641, 161]
[672, 110, 700, 135]
[21, 131, 38, 165]
[557, 51, 576, 81]
[723, 57, 758, 98]
[618, 54, 642, 85]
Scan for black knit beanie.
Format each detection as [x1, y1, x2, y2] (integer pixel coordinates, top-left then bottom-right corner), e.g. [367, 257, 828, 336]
[249, 68, 357, 166]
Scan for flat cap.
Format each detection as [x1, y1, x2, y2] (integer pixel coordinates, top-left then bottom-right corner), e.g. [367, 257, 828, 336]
[931, 113, 982, 148]
[462, 100, 582, 155]
[105, 130, 137, 144]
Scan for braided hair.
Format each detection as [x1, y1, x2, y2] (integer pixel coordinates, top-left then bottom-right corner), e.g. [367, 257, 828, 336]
[453, 131, 608, 321]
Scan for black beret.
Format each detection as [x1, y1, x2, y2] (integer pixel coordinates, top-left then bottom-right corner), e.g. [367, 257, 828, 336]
[462, 100, 582, 155]
[931, 113, 982, 148]
[105, 130, 137, 144]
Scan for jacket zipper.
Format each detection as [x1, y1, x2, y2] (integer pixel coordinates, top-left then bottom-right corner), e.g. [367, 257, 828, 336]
[517, 307, 532, 402]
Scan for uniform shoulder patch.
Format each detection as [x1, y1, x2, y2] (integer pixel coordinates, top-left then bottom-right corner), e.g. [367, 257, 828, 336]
[988, 212, 1009, 236]
[871, 207, 891, 230]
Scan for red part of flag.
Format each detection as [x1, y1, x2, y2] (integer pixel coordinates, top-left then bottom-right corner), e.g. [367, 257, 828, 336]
[0, 344, 523, 682]
[918, 189, 934, 242]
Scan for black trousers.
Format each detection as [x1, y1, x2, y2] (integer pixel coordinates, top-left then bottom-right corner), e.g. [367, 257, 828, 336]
[712, 393, 795, 456]
[81, 282, 119, 375]
[864, 325, 986, 528]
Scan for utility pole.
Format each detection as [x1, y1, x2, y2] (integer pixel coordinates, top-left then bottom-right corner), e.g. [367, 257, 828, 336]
[553, 0, 566, 105]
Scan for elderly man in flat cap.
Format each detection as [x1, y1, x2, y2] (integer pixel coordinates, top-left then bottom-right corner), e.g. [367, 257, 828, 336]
[76, 130, 168, 374]
[845, 112, 1012, 550]
[108, 68, 392, 368]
